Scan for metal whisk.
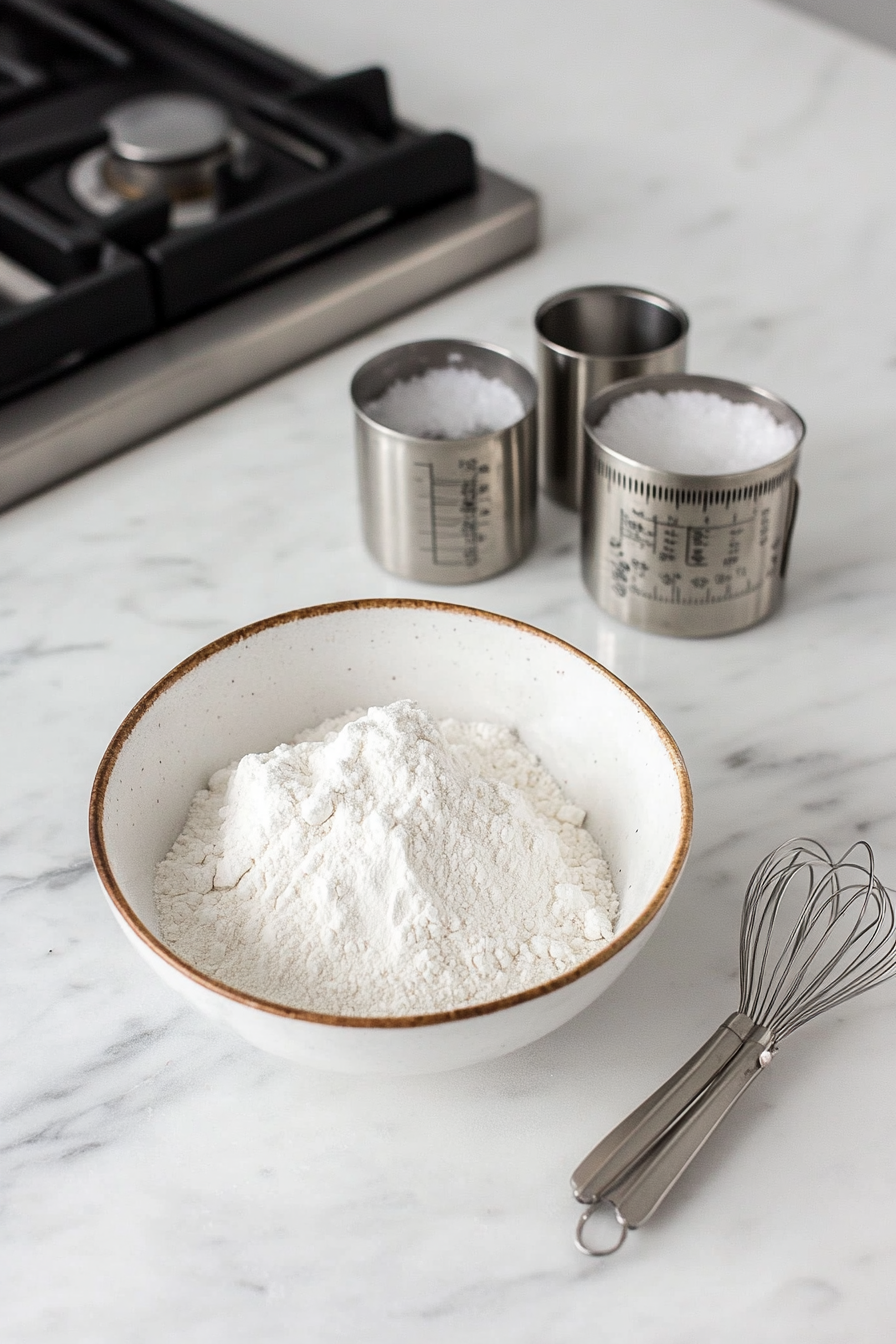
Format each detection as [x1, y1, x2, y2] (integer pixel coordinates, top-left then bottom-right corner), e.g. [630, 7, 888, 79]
[571, 839, 896, 1256]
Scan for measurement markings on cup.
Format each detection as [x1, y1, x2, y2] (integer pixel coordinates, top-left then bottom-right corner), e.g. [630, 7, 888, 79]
[414, 458, 492, 568]
[609, 505, 774, 606]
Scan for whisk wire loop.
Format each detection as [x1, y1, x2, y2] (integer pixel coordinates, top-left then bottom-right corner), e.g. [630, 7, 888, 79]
[738, 840, 896, 1042]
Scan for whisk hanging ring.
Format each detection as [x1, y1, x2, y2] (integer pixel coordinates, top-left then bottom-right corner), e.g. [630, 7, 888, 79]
[575, 1201, 628, 1257]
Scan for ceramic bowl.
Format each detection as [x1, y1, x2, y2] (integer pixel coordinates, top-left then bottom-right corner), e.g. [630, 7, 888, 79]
[90, 600, 692, 1074]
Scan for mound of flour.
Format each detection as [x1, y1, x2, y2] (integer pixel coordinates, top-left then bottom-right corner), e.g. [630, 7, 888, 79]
[154, 700, 618, 1016]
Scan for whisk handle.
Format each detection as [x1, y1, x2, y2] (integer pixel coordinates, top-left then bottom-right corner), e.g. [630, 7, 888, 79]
[603, 1023, 774, 1229]
[571, 1012, 756, 1204]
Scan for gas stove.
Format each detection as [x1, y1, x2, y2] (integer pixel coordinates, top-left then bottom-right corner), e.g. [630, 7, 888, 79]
[0, 0, 538, 510]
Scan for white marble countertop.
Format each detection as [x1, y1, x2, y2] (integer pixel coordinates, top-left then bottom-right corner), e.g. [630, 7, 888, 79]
[4, 0, 896, 1338]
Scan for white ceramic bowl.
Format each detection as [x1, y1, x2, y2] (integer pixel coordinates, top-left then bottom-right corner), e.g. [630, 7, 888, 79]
[90, 600, 691, 1074]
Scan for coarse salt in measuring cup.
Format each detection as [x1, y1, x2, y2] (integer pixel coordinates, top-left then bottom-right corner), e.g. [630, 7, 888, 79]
[351, 339, 537, 584]
[581, 373, 805, 638]
[364, 365, 525, 440]
[596, 389, 798, 475]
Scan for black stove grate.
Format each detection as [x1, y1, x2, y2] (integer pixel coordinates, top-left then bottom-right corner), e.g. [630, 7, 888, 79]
[0, 0, 477, 399]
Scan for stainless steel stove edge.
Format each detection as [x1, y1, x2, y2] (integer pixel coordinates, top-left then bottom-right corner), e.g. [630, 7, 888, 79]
[0, 168, 539, 512]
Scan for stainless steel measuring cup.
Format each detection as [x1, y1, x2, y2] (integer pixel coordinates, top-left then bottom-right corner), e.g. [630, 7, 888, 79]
[535, 285, 689, 511]
[580, 373, 805, 638]
[351, 339, 537, 583]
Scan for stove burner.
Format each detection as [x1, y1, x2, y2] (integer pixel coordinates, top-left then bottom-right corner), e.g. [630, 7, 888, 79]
[104, 93, 230, 169]
[68, 93, 248, 228]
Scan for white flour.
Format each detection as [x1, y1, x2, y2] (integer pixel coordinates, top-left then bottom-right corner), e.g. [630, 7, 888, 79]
[155, 700, 618, 1016]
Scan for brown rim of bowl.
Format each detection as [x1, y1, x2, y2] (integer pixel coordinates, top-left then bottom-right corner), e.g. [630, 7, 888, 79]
[89, 598, 693, 1029]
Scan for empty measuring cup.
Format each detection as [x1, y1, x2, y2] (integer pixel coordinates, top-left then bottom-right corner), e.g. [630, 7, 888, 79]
[536, 285, 689, 511]
[351, 339, 537, 583]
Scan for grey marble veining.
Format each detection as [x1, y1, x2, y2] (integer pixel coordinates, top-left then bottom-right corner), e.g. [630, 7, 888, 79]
[781, 0, 896, 54]
[3, 0, 896, 1338]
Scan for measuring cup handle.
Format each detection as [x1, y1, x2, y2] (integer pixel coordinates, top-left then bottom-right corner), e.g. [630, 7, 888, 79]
[780, 479, 800, 577]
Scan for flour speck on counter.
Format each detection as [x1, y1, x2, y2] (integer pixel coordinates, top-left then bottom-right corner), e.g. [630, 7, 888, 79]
[154, 700, 618, 1015]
